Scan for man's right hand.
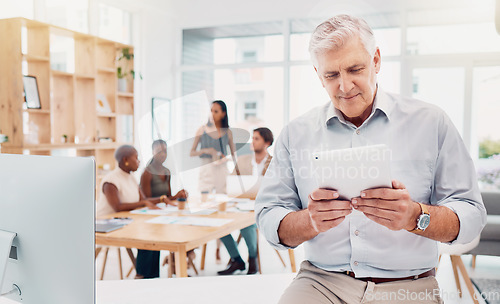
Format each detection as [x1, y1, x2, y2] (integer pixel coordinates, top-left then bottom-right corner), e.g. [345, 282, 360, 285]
[307, 188, 352, 233]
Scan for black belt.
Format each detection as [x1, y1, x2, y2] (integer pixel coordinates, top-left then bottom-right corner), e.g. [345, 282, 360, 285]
[342, 269, 436, 284]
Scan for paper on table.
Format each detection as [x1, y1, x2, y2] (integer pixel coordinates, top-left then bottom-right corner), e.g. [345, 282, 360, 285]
[146, 216, 233, 227]
[235, 200, 255, 211]
[130, 204, 179, 215]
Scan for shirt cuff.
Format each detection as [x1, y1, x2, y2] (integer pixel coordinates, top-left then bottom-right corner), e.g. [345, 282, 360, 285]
[258, 206, 296, 250]
[441, 201, 486, 245]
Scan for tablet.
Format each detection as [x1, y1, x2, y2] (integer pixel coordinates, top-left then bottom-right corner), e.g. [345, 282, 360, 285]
[311, 144, 392, 200]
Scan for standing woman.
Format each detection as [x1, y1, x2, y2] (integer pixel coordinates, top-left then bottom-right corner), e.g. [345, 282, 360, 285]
[138, 139, 189, 278]
[190, 100, 239, 194]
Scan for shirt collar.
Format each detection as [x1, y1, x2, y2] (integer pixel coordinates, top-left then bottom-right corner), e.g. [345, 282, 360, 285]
[325, 87, 394, 127]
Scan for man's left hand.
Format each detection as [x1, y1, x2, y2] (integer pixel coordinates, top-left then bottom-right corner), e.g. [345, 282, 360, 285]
[351, 180, 420, 231]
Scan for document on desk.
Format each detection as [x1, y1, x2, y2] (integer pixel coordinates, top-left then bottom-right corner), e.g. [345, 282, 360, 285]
[146, 216, 233, 227]
[130, 204, 178, 215]
[234, 200, 255, 212]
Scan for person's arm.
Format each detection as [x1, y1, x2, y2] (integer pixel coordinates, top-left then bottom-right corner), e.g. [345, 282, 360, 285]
[355, 111, 486, 244]
[140, 169, 153, 197]
[256, 125, 308, 250]
[190, 126, 218, 157]
[103, 182, 159, 212]
[164, 170, 187, 200]
[139, 186, 176, 207]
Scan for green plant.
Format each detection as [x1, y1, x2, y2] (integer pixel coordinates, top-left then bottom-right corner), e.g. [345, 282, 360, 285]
[117, 48, 142, 80]
[479, 139, 500, 159]
[0, 134, 8, 143]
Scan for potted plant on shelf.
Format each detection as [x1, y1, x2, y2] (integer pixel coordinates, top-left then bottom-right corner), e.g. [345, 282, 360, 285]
[116, 48, 141, 92]
[0, 133, 8, 153]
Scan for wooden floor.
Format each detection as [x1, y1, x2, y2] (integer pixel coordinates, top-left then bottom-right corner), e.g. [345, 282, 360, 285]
[97, 231, 500, 304]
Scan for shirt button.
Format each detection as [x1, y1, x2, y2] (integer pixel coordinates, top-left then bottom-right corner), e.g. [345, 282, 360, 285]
[356, 130, 360, 135]
[354, 230, 359, 236]
[354, 261, 359, 266]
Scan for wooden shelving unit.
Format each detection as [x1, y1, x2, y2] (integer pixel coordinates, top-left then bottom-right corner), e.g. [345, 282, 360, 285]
[0, 17, 135, 180]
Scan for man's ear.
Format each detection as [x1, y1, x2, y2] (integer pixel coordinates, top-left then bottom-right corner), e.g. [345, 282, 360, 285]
[373, 47, 381, 74]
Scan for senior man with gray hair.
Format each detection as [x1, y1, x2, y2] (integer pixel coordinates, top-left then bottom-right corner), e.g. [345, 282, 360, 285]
[255, 14, 486, 304]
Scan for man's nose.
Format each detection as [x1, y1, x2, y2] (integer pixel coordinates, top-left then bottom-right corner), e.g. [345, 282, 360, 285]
[339, 74, 354, 93]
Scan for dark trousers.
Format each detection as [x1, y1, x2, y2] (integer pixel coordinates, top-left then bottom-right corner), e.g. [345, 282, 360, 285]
[135, 249, 160, 278]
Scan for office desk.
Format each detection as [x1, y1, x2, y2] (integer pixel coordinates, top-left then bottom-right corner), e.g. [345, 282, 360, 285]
[95, 209, 255, 278]
[96, 273, 295, 304]
[0, 273, 295, 304]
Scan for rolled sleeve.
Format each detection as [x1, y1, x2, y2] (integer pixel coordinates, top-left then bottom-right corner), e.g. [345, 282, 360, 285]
[432, 112, 487, 244]
[256, 206, 295, 250]
[442, 200, 487, 245]
[255, 126, 302, 250]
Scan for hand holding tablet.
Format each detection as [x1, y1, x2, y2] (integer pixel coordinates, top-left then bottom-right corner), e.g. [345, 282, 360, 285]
[311, 144, 392, 200]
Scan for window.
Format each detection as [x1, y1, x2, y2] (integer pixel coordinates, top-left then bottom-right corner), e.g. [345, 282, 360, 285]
[181, 2, 500, 162]
[474, 66, 500, 159]
[45, 0, 88, 33]
[407, 23, 500, 55]
[289, 65, 329, 121]
[213, 68, 284, 137]
[99, 3, 131, 44]
[412, 67, 465, 134]
[0, 0, 34, 19]
[184, 21, 283, 65]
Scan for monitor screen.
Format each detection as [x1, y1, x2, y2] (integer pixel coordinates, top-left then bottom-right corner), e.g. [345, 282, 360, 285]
[0, 154, 95, 303]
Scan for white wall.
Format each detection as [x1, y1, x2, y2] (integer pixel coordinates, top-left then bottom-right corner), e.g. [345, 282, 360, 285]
[134, 7, 177, 164]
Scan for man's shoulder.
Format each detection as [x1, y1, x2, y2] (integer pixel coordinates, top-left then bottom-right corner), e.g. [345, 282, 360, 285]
[385, 91, 446, 120]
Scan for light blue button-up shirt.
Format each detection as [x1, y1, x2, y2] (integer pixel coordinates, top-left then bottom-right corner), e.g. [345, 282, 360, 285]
[255, 89, 487, 278]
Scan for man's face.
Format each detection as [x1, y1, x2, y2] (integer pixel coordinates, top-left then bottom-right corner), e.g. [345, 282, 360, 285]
[314, 36, 380, 124]
[251, 131, 269, 153]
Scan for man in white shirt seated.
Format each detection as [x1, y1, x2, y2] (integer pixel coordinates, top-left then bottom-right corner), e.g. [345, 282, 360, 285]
[233, 127, 274, 176]
[217, 127, 274, 275]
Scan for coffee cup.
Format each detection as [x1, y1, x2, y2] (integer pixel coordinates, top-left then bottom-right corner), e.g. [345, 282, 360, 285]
[218, 201, 227, 212]
[177, 197, 186, 210]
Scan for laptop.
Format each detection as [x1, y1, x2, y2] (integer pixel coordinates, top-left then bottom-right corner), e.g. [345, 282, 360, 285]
[226, 175, 262, 199]
[95, 218, 132, 233]
[95, 222, 126, 233]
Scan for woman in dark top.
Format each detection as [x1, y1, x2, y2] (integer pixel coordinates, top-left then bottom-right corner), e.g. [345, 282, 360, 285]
[137, 139, 187, 279]
[190, 100, 239, 193]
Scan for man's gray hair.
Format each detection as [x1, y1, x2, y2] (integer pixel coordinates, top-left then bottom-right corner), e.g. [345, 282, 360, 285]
[309, 14, 376, 66]
[114, 145, 136, 163]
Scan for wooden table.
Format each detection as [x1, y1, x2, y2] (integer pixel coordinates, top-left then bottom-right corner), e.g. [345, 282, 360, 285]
[95, 208, 255, 278]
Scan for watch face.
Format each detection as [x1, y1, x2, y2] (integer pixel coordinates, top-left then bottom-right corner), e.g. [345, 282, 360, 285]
[418, 214, 431, 230]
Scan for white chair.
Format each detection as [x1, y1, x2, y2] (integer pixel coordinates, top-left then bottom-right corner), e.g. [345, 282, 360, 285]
[438, 236, 480, 304]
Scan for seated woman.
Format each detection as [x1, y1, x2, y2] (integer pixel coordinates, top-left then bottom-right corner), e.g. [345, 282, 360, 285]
[139, 139, 190, 278]
[96, 144, 176, 279]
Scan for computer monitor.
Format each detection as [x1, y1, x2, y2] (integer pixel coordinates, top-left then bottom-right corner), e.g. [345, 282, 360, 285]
[0, 154, 95, 303]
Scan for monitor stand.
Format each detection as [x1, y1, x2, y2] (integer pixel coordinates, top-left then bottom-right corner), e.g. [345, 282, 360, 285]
[0, 230, 19, 297]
